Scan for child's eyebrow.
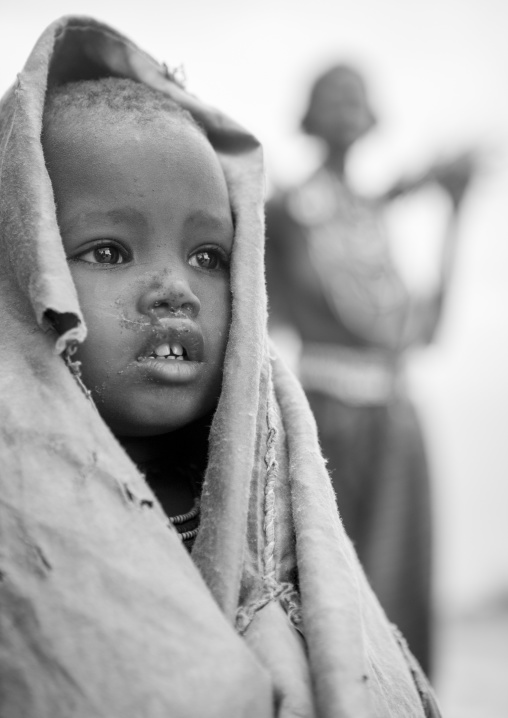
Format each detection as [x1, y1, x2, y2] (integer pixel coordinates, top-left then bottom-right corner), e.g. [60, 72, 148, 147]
[60, 208, 149, 233]
[184, 209, 232, 233]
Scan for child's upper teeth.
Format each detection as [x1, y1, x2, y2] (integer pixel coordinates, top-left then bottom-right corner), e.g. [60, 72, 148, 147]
[155, 343, 171, 357]
[153, 341, 185, 358]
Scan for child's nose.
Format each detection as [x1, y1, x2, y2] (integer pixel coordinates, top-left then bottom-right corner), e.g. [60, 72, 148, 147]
[138, 275, 201, 318]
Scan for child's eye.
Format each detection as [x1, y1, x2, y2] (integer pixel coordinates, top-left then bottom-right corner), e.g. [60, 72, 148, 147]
[75, 244, 127, 265]
[189, 248, 229, 272]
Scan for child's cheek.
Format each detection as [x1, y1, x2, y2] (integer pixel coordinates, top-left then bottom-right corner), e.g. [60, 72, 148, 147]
[68, 278, 127, 377]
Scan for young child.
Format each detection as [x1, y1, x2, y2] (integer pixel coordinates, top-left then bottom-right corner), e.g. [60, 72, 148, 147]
[42, 78, 233, 544]
[0, 16, 440, 718]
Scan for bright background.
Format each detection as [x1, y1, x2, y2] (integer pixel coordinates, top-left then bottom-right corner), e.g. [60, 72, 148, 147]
[1, 1, 507, 714]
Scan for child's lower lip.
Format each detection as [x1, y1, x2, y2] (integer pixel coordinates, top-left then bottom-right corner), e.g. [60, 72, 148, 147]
[137, 356, 202, 384]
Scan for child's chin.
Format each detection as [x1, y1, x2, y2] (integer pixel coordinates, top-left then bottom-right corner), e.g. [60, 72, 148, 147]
[99, 401, 214, 438]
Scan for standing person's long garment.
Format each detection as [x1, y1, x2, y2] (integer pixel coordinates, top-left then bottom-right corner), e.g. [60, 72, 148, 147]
[267, 167, 434, 675]
[0, 17, 439, 717]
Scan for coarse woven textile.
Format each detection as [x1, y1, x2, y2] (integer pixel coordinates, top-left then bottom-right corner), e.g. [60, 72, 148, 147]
[0, 16, 440, 718]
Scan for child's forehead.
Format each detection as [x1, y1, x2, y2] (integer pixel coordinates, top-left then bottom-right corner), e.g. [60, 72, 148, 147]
[51, 101, 186, 136]
[45, 104, 231, 223]
[44, 78, 204, 141]
[46, 105, 206, 167]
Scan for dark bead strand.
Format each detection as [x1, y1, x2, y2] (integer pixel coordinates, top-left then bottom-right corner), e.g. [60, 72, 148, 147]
[168, 496, 200, 549]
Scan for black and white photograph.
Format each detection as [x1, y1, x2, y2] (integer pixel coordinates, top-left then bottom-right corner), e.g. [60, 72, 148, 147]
[1, 1, 507, 716]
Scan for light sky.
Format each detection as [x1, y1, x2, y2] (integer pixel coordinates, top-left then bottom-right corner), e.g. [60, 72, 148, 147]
[1, 0, 507, 611]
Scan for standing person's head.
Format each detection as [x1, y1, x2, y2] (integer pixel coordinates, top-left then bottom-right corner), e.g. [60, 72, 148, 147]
[42, 78, 234, 438]
[301, 64, 376, 151]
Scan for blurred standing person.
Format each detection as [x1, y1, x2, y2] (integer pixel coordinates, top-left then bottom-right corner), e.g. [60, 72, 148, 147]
[265, 64, 474, 677]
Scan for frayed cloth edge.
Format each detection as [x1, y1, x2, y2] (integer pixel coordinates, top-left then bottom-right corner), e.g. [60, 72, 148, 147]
[236, 365, 302, 635]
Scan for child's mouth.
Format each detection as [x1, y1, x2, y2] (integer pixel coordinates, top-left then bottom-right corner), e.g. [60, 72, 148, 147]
[149, 342, 189, 361]
[135, 322, 204, 385]
[136, 319, 205, 367]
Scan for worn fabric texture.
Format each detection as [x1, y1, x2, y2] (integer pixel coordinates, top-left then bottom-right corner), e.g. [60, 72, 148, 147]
[0, 16, 440, 718]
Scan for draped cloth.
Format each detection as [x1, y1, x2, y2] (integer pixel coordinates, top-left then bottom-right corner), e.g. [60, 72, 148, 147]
[0, 17, 440, 718]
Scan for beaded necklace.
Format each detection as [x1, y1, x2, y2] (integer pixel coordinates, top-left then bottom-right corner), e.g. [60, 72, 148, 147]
[168, 496, 200, 545]
[133, 416, 210, 552]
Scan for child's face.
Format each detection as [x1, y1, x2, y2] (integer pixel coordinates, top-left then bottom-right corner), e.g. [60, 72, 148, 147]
[45, 110, 233, 436]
